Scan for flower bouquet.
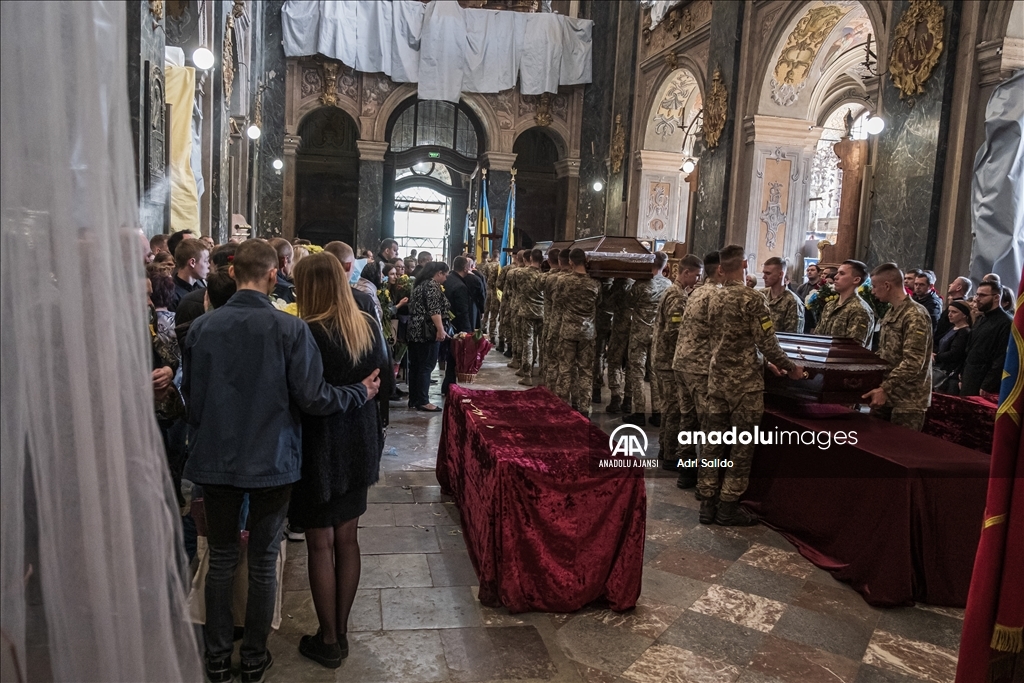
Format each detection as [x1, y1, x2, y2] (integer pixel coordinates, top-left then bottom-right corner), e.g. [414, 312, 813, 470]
[857, 278, 890, 321]
[452, 330, 493, 383]
[805, 283, 838, 319]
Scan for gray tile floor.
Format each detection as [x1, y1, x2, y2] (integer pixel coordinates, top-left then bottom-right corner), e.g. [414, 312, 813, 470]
[266, 350, 964, 683]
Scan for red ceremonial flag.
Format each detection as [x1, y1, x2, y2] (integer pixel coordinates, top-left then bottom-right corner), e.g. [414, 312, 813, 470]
[956, 269, 1024, 683]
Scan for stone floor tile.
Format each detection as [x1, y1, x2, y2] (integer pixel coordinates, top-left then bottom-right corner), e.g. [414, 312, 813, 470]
[393, 501, 461, 527]
[413, 485, 453, 504]
[737, 544, 814, 580]
[438, 525, 471, 551]
[282, 555, 309, 591]
[688, 585, 787, 634]
[427, 550, 480, 586]
[358, 525, 440, 554]
[263, 631, 338, 682]
[644, 518, 690, 546]
[620, 643, 742, 683]
[749, 634, 861, 683]
[385, 470, 441, 487]
[381, 585, 485, 630]
[718, 560, 805, 605]
[440, 626, 559, 682]
[360, 502, 396, 527]
[770, 604, 875, 661]
[876, 607, 964, 652]
[677, 525, 753, 562]
[350, 588, 383, 632]
[639, 568, 712, 610]
[647, 500, 702, 527]
[588, 597, 684, 640]
[555, 612, 655, 676]
[861, 630, 958, 683]
[367, 485, 416, 504]
[853, 662, 926, 682]
[788, 581, 883, 630]
[645, 540, 667, 565]
[360, 553, 433, 589]
[648, 547, 733, 583]
[657, 609, 766, 668]
[278, 590, 320, 636]
[334, 629, 450, 682]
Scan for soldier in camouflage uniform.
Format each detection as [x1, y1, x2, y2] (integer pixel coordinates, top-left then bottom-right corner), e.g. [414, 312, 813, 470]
[604, 278, 635, 413]
[862, 263, 933, 430]
[672, 252, 722, 435]
[540, 249, 566, 387]
[516, 249, 546, 384]
[504, 251, 526, 367]
[483, 250, 501, 343]
[814, 260, 875, 347]
[758, 257, 804, 333]
[622, 252, 672, 426]
[653, 254, 703, 478]
[496, 257, 512, 355]
[592, 278, 615, 403]
[701, 245, 804, 527]
[555, 249, 601, 415]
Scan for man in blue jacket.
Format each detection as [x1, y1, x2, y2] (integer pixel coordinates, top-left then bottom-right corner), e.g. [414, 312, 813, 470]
[183, 240, 380, 683]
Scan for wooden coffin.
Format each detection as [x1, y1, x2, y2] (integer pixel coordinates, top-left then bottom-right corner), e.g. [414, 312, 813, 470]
[572, 236, 655, 280]
[764, 333, 889, 404]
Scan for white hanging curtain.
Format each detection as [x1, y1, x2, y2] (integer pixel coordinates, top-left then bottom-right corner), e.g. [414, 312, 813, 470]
[0, 2, 203, 681]
[281, 0, 592, 103]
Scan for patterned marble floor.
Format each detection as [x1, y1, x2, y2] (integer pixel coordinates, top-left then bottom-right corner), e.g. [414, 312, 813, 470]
[265, 350, 965, 683]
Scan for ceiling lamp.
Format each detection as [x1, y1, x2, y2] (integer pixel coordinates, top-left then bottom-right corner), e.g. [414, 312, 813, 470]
[246, 123, 261, 140]
[192, 47, 214, 70]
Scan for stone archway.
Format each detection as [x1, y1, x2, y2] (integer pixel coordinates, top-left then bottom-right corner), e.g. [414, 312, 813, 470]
[292, 106, 360, 246]
[512, 127, 564, 246]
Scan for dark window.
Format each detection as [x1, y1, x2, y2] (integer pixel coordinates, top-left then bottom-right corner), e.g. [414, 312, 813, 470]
[388, 100, 479, 156]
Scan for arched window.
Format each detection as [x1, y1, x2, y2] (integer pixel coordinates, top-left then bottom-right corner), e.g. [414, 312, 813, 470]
[389, 100, 481, 158]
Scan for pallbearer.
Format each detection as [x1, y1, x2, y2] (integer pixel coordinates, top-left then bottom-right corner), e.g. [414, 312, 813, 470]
[814, 259, 874, 347]
[554, 249, 601, 416]
[622, 252, 671, 426]
[758, 257, 804, 333]
[516, 249, 546, 385]
[604, 278, 635, 413]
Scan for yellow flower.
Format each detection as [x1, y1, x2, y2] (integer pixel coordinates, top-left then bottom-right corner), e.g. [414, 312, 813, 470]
[306, 244, 324, 254]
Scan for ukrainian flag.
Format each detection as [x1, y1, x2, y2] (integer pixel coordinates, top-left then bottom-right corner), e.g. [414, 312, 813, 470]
[500, 174, 516, 267]
[476, 174, 490, 264]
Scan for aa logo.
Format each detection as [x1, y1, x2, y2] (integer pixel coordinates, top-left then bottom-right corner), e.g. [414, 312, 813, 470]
[608, 424, 648, 458]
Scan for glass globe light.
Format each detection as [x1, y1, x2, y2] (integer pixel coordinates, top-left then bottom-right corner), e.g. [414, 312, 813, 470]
[592, 180, 604, 192]
[246, 124, 261, 140]
[192, 47, 214, 70]
[865, 115, 886, 136]
[272, 159, 284, 170]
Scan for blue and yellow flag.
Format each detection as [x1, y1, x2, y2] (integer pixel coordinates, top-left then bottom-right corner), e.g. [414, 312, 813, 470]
[476, 174, 490, 263]
[500, 173, 516, 267]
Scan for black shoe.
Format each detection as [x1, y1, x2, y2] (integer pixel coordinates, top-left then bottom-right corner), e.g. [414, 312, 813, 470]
[503, 349, 513, 358]
[240, 651, 273, 683]
[649, 412, 662, 427]
[676, 474, 697, 488]
[621, 399, 633, 414]
[285, 524, 305, 542]
[622, 412, 646, 427]
[592, 389, 603, 404]
[204, 656, 232, 683]
[606, 396, 622, 413]
[699, 497, 718, 525]
[660, 458, 680, 472]
[715, 501, 759, 527]
[299, 631, 343, 669]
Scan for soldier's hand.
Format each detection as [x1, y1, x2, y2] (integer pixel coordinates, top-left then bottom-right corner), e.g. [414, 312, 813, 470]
[786, 364, 806, 381]
[767, 362, 783, 377]
[861, 386, 887, 408]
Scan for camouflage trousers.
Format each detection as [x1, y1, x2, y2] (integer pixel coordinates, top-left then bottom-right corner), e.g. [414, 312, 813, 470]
[498, 300, 512, 349]
[484, 294, 500, 339]
[593, 314, 612, 391]
[870, 406, 926, 431]
[658, 369, 700, 462]
[680, 371, 710, 426]
[541, 318, 561, 386]
[519, 318, 543, 373]
[555, 338, 595, 415]
[605, 324, 631, 400]
[625, 328, 657, 414]
[697, 391, 764, 503]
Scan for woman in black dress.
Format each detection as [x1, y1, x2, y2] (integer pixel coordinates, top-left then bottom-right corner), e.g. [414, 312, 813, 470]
[932, 300, 971, 394]
[289, 253, 389, 668]
[407, 262, 451, 412]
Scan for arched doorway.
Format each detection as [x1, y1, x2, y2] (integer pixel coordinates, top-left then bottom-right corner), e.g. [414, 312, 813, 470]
[294, 107, 360, 245]
[512, 128, 563, 246]
[383, 98, 484, 262]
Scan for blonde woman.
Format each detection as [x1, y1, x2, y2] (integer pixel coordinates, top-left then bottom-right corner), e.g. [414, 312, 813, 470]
[289, 253, 389, 668]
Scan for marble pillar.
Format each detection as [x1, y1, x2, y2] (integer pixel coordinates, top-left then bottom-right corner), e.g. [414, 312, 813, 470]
[603, 3, 639, 236]
[691, 0, 744, 258]
[126, 0, 166, 237]
[281, 134, 300, 240]
[254, 0, 286, 237]
[555, 158, 580, 241]
[833, 136, 867, 263]
[356, 140, 389, 253]
[866, 0, 961, 270]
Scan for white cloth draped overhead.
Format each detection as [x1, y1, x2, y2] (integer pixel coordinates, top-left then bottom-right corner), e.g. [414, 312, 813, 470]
[281, 0, 592, 102]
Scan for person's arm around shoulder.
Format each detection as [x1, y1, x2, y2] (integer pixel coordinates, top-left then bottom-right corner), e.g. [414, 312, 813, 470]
[287, 321, 379, 415]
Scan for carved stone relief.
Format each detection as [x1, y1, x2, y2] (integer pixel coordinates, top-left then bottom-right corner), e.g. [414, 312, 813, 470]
[769, 5, 848, 106]
[641, 0, 711, 61]
[760, 182, 786, 250]
[361, 73, 394, 117]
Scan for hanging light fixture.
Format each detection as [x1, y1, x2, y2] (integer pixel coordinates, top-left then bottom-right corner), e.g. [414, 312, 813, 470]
[192, 46, 215, 70]
[246, 123, 261, 139]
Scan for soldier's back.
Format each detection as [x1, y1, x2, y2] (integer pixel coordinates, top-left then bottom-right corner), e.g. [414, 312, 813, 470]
[559, 273, 600, 340]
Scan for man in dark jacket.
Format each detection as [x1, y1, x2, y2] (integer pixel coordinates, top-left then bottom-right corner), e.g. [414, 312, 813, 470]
[441, 256, 476, 394]
[464, 258, 487, 329]
[183, 240, 380, 683]
[960, 281, 1013, 396]
[912, 271, 943, 336]
[170, 239, 210, 312]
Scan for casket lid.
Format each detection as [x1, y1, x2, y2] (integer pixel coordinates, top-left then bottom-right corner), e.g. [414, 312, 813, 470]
[775, 333, 889, 372]
[572, 236, 653, 255]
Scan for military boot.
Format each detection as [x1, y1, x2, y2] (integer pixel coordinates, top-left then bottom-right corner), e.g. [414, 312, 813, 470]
[715, 501, 759, 527]
[698, 497, 718, 525]
[606, 395, 622, 413]
[676, 473, 697, 489]
[507, 358, 521, 369]
[622, 412, 646, 427]
[621, 397, 633, 414]
[592, 388, 603, 404]
[649, 412, 662, 427]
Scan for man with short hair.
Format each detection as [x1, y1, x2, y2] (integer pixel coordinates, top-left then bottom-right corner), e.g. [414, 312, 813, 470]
[166, 229, 194, 261]
[814, 260, 874, 347]
[268, 238, 295, 303]
[904, 269, 922, 294]
[377, 238, 399, 264]
[912, 271, 942, 334]
[759, 257, 804, 333]
[554, 249, 601, 416]
[183, 240, 381, 683]
[464, 258, 487, 330]
[861, 263, 933, 430]
[170, 239, 210, 312]
[622, 252, 672, 426]
[324, 241, 382, 327]
[150, 233, 170, 255]
[411, 251, 433, 279]
[959, 280, 1013, 397]
[796, 263, 822, 332]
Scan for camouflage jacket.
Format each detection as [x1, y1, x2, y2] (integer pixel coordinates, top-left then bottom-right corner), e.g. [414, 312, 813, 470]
[608, 278, 635, 334]
[706, 280, 797, 398]
[628, 274, 672, 330]
[517, 267, 545, 319]
[557, 272, 601, 341]
[483, 261, 499, 293]
[504, 266, 522, 314]
[815, 293, 874, 347]
[496, 265, 510, 304]
[877, 295, 933, 410]
[758, 287, 805, 333]
[653, 283, 690, 371]
[672, 281, 719, 375]
[543, 270, 568, 332]
[595, 279, 616, 334]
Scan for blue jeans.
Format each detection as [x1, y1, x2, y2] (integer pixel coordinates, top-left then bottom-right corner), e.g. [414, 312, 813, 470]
[407, 340, 439, 407]
[202, 484, 291, 665]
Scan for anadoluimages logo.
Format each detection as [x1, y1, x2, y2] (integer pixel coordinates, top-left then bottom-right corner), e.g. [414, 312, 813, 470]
[608, 424, 648, 458]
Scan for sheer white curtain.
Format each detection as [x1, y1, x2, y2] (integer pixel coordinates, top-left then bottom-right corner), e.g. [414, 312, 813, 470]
[1, 2, 203, 681]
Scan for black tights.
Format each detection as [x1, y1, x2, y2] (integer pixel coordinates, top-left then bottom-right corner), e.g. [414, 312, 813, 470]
[305, 517, 360, 644]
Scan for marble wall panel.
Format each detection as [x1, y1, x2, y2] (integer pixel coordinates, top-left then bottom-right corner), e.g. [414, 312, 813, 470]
[126, 1, 166, 237]
[255, 0, 286, 237]
[357, 159, 383, 252]
[604, 5, 640, 237]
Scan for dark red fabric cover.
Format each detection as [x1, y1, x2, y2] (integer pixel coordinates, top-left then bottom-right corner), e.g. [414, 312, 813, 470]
[923, 391, 997, 454]
[744, 407, 990, 607]
[437, 385, 646, 613]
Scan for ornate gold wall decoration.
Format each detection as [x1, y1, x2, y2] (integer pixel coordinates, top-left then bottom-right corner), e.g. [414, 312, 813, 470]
[704, 68, 727, 149]
[319, 60, 340, 107]
[534, 93, 552, 127]
[889, 0, 945, 98]
[770, 4, 847, 106]
[610, 114, 625, 173]
[148, 0, 163, 21]
[223, 14, 236, 104]
[232, 0, 245, 18]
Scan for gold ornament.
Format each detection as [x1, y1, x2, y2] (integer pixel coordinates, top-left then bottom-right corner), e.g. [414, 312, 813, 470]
[319, 60, 340, 107]
[889, 0, 945, 98]
[610, 114, 626, 174]
[704, 68, 728, 149]
[534, 93, 552, 127]
[223, 14, 235, 104]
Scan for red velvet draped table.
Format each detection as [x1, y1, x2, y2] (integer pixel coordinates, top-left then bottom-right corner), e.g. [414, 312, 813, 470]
[436, 385, 646, 613]
[744, 404, 991, 607]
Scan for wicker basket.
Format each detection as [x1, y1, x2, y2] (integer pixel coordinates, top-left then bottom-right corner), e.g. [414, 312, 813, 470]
[456, 372, 477, 384]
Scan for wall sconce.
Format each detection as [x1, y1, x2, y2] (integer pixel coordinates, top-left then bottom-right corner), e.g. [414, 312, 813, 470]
[272, 159, 284, 170]
[680, 158, 697, 174]
[592, 180, 604, 192]
[192, 46, 215, 70]
[864, 114, 886, 135]
[247, 82, 268, 140]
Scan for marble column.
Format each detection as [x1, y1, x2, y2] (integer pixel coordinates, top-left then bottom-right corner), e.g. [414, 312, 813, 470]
[126, 0, 166, 237]
[603, 3, 640, 236]
[281, 134, 300, 240]
[254, 0, 286, 237]
[482, 151, 517, 253]
[356, 140, 389, 253]
[833, 136, 867, 263]
[691, 0, 744, 258]
[866, 0, 961, 270]
[555, 158, 580, 241]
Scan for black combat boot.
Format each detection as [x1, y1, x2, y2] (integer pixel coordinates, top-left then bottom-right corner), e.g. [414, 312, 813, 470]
[621, 397, 633, 414]
[649, 412, 662, 427]
[622, 412, 646, 426]
[698, 497, 718, 525]
[676, 473, 697, 489]
[715, 501, 759, 527]
[660, 458, 679, 472]
[606, 395, 622, 413]
[592, 388, 603, 404]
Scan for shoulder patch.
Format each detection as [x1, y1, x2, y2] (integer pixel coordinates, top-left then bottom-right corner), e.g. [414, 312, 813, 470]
[760, 316, 774, 331]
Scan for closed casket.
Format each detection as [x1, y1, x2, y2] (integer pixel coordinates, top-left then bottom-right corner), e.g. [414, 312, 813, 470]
[764, 333, 889, 404]
[573, 236, 655, 280]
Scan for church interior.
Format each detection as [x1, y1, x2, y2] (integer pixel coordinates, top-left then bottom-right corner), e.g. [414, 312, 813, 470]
[1, 1, 1023, 682]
